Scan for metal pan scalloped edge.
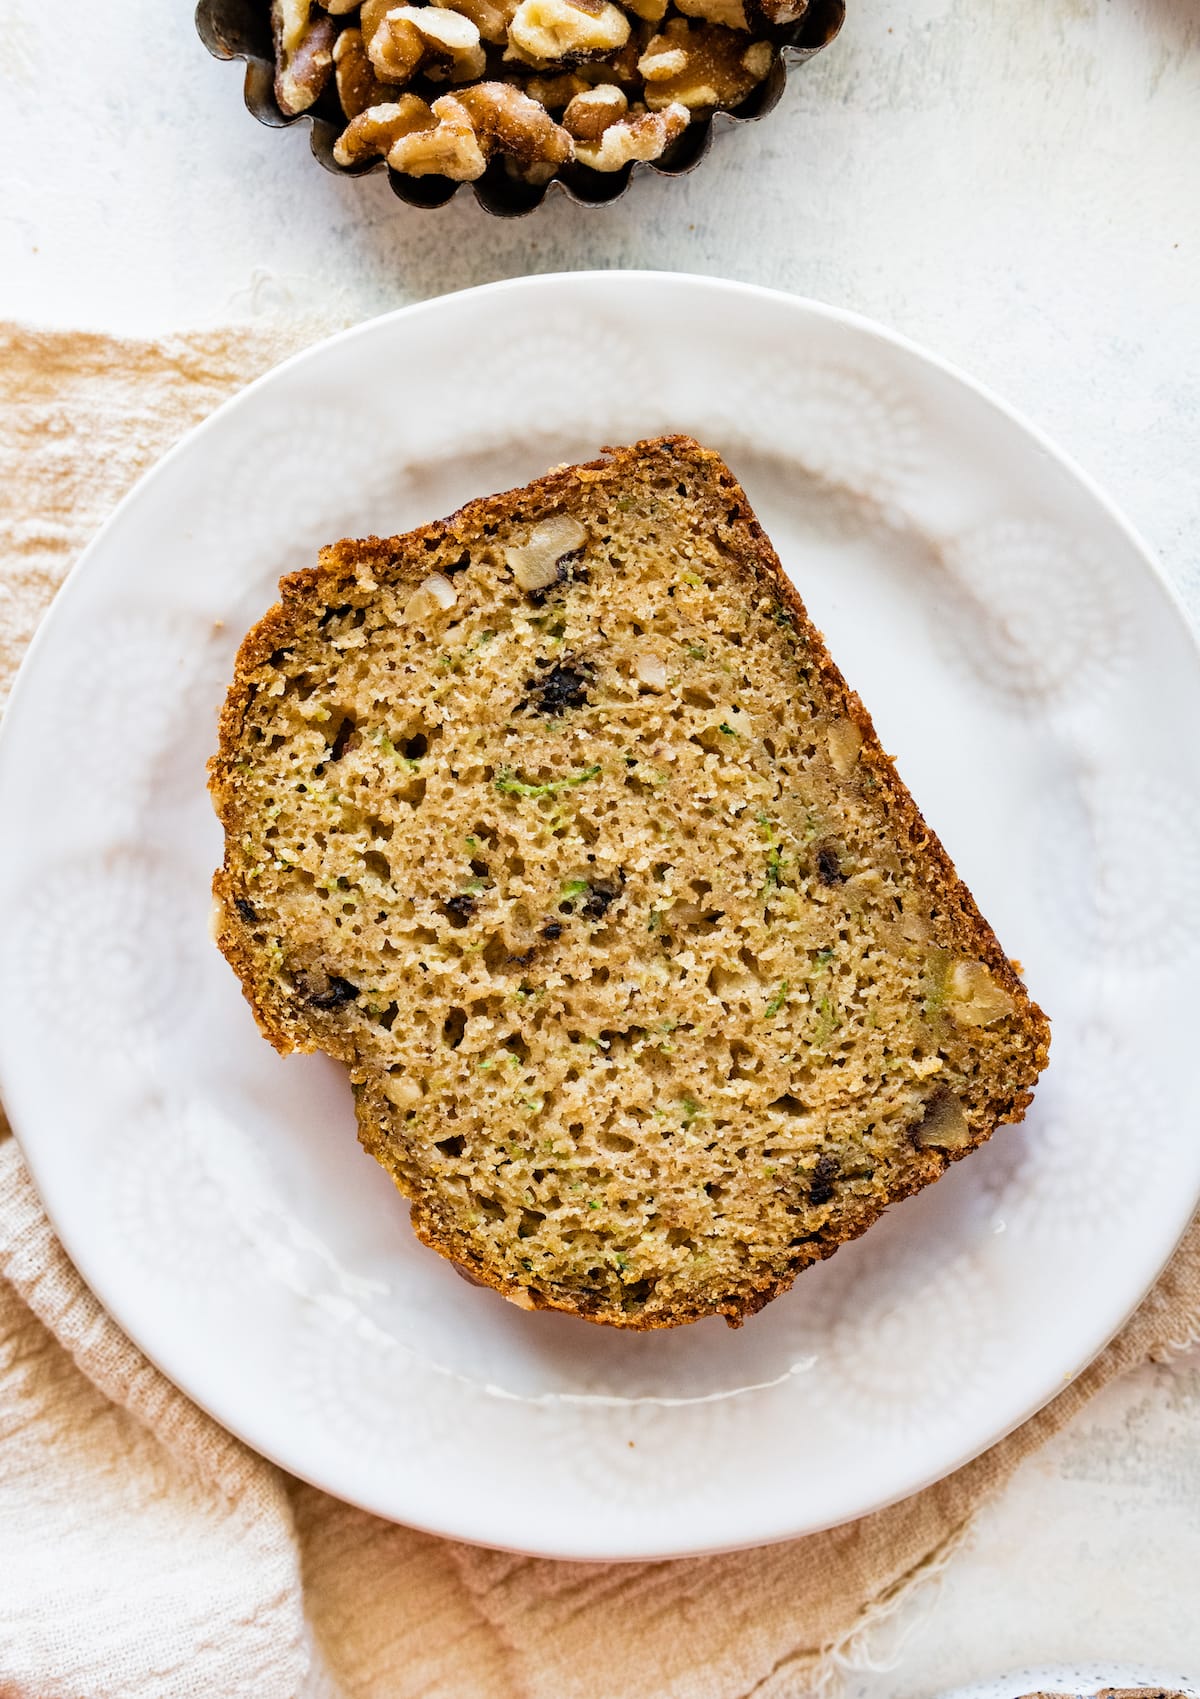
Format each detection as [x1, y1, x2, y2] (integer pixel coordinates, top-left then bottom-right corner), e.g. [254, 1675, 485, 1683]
[195, 0, 845, 216]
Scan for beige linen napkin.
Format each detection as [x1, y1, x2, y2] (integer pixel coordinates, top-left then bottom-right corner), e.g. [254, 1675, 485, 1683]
[1, 320, 1198, 1699]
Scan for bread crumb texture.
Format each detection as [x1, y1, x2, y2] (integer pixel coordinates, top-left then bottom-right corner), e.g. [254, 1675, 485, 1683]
[210, 437, 1049, 1328]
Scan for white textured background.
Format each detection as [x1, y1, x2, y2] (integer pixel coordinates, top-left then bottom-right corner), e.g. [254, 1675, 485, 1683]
[1, 1, 1199, 1690]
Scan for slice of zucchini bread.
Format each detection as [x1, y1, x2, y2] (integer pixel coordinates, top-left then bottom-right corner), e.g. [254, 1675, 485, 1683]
[210, 436, 1049, 1329]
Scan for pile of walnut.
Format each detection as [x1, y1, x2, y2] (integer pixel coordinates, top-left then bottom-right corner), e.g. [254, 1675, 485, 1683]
[270, 0, 804, 184]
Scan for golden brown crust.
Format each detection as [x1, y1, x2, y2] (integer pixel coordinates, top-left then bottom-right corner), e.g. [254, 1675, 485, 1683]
[404, 1147, 949, 1329]
[210, 435, 1049, 1330]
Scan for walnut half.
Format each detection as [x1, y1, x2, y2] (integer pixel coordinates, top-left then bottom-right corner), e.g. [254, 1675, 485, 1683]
[561, 82, 629, 140]
[640, 18, 773, 110]
[272, 0, 336, 115]
[332, 96, 439, 166]
[673, 0, 808, 27]
[458, 82, 574, 180]
[387, 92, 488, 176]
[333, 28, 390, 120]
[336, 83, 574, 181]
[360, 0, 426, 81]
[675, 0, 750, 29]
[433, 0, 520, 45]
[361, 2, 487, 85]
[566, 93, 689, 171]
[507, 0, 632, 65]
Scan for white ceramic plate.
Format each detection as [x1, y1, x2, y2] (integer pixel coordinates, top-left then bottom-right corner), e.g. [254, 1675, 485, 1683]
[935, 1666, 1199, 1699]
[1, 273, 1198, 1561]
